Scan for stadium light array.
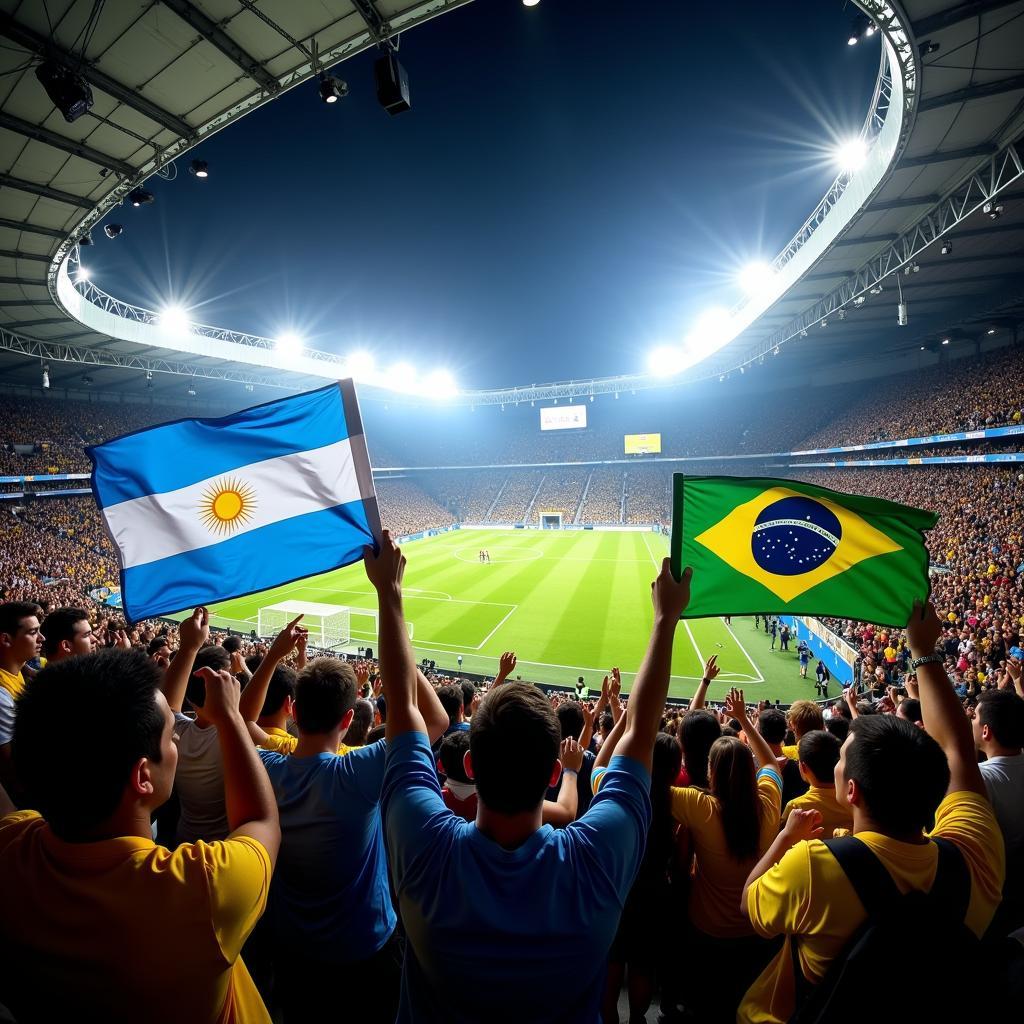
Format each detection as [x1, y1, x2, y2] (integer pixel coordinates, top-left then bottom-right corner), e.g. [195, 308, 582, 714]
[157, 306, 191, 335]
[738, 261, 776, 297]
[647, 345, 686, 378]
[188, 159, 209, 178]
[128, 187, 154, 207]
[275, 332, 304, 357]
[76, 266, 90, 282]
[424, 369, 458, 399]
[319, 73, 348, 104]
[523, 0, 541, 6]
[835, 138, 868, 174]
[847, 14, 873, 45]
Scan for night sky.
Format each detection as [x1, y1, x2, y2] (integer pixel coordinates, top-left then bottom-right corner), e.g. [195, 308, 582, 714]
[82, 0, 879, 390]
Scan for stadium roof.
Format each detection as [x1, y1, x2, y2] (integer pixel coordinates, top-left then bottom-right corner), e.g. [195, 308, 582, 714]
[0, 0, 1023, 405]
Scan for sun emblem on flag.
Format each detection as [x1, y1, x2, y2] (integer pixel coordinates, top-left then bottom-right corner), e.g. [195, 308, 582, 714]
[199, 477, 256, 535]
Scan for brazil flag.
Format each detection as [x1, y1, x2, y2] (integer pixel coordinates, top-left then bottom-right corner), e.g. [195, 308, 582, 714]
[670, 476, 938, 626]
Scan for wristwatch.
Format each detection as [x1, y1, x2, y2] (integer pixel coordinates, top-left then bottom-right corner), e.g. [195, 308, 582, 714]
[910, 653, 944, 671]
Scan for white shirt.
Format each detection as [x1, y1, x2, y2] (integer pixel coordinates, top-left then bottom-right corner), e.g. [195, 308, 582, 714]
[980, 753, 1024, 903]
[173, 713, 228, 843]
[0, 688, 15, 746]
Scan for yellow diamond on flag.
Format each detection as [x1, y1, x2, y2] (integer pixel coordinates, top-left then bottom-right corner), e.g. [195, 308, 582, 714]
[693, 485, 903, 602]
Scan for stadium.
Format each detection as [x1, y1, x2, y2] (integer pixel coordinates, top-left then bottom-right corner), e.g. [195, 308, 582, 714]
[0, 2, 1023, 1023]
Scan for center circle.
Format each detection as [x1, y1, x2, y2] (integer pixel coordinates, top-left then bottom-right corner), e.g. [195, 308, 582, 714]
[214, 490, 243, 521]
[751, 496, 842, 576]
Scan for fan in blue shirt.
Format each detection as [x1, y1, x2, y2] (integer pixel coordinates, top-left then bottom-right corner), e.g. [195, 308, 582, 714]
[364, 529, 694, 1023]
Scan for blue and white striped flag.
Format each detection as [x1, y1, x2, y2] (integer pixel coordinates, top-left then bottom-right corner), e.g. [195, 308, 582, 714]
[89, 380, 381, 623]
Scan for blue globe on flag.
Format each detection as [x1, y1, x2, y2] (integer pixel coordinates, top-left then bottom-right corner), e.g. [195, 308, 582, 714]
[751, 496, 842, 576]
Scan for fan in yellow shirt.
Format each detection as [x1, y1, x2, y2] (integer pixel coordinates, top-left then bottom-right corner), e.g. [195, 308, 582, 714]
[780, 730, 853, 839]
[740, 603, 1005, 1024]
[780, 700, 824, 761]
[0, 607, 280, 1023]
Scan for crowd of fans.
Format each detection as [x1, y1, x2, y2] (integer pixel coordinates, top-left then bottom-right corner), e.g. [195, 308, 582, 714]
[533, 470, 589, 522]
[580, 467, 626, 523]
[374, 480, 454, 537]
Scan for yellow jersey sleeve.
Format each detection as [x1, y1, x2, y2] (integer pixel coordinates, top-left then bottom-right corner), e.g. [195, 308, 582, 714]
[258, 730, 297, 755]
[746, 841, 814, 939]
[670, 784, 706, 825]
[174, 836, 272, 963]
[781, 744, 799, 761]
[929, 790, 1005, 937]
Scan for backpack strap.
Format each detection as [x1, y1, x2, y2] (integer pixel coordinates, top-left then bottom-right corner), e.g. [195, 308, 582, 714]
[929, 836, 972, 921]
[822, 837, 901, 917]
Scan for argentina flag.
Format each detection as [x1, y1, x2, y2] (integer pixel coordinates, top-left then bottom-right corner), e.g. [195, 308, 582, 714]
[88, 381, 381, 623]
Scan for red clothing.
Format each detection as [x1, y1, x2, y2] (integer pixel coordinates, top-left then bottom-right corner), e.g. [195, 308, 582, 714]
[441, 786, 478, 822]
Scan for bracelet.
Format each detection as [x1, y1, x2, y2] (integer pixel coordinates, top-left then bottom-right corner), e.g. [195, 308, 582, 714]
[562, 769, 578, 778]
[910, 653, 944, 671]
[700, 677, 711, 685]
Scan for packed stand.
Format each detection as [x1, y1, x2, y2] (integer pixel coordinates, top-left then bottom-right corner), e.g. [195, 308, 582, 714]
[579, 467, 626, 523]
[373, 479, 454, 536]
[423, 470, 508, 521]
[488, 469, 544, 522]
[533, 469, 589, 522]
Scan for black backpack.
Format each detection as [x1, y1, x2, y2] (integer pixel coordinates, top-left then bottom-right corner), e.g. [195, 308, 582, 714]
[791, 835, 978, 1024]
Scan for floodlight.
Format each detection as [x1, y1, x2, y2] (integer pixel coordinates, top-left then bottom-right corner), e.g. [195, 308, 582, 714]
[835, 138, 868, 174]
[78, 230, 93, 246]
[898, 301, 909, 326]
[686, 306, 732, 355]
[941, 337, 950, 345]
[188, 159, 209, 178]
[187, 383, 197, 397]
[853, 295, 865, 306]
[647, 345, 685, 377]
[738, 261, 776, 297]
[869, 283, 883, 295]
[41, 364, 50, 389]
[128, 187, 154, 207]
[346, 351, 375, 378]
[104, 224, 123, 239]
[275, 332, 303, 356]
[773, 346, 780, 356]
[820, 319, 828, 328]
[76, 266, 90, 282]
[523, 0, 541, 6]
[987, 326, 997, 335]
[319, 73, 348, 103]
[245, 383, 255, 392]
[424, 369, 458, 398]
[848, 15, 871, 45]
[836, 309, 846, 321]
[158, 306, 191, 334]
[940, 240, 953, 255]
[983, 201, 1004, 220]
[35, 61, 93, 122]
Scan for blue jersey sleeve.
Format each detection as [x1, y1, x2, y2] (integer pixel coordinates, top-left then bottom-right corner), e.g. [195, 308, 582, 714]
[382, 731, 461, 884]
[564, 754, 651, 902]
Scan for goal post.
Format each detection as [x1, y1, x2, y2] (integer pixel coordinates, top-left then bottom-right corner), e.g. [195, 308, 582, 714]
[539, 512, 562, 529]
[257, 599, 413, 650]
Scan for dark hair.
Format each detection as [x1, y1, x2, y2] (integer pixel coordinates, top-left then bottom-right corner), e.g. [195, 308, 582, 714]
[366, 723, 386, 744]
[556, 702, 584, 741]
[757, 708, 788, 745]
[440, 729, 472, 784]
[798, 730, 841, 784]
[825, 715, 850, 742]
[844, 716, 949, 834]
[347, 698, 375, 745]
[709, 736, 760, 861]
[185, 644, 231, 709]
[148, 635, 170, 656]
[221, 636, 242, 654]
[260, 664, 297, 718]
[899, 697, 922, 724]
[0, 601, 41, 640]
[14, 650, 165, 839]
[470, 683, 560, 814]
[39, 607, 90, 658]
[294, 659, 357, 734]
[680, 710, 720, 788]
[437, 685, 464, 726]
[976, 690, 1024, 749]
[460, 680, 475, 714]
[599, 711, 614, 734]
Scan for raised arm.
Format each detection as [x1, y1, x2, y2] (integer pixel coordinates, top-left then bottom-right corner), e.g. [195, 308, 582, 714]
[416, 669, 451, 744]
[160, 607, 209, 712]
[690, 654, 720, 711]
[615, 559, 692, 772]
[593, 696, 629, 772]
[238, 614, 305, 744]
[493, 651, 517, 686]
[907, 601, 986, 797]
[365, 530, 422, 741]
[195, 667, 280, 865]
[723, 687, 776, 770]
[542, 737, 584, 826]
[741, 808, 823, 915]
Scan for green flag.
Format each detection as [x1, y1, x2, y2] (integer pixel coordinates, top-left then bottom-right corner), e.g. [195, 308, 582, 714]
[670, 475, 938, 626]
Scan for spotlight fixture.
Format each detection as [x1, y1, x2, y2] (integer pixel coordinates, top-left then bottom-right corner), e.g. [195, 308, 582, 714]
[853, 295, 866, 306]
[847, 15, 872, 45]
[940, 240, 953, 255]
[799, 329, 808, 338]
[35, 60, 94, 122]
[76, 266, 90, 283]
[836, 309, 846, 321]
[318, 72, 348, 104]
[146, 370, 153, 380]
[523, 0, 541, 6]
[987, 326, 997, 335]
[188, 159, 209, 178]
[898, 301, 909, 326]
[919, 40, 940, 57]
[773, 346, 779, 356]
[920, 345, 926, 351]
[941, 337, 950, 345]
[78, 230, 93, 246]
[983, 201, 1004, 220]
[187, 383, 197, 397]
[41, 363, 50, 389]
[244, 383, 255, 392]
[103, 223, 123, 239]
[869, 283, 883, 295]
[375, 51, 411, 115]
[128, 187, 154, 207]
[835, 138, 868, 174]
[740, 366, 745, 374]
[820, 319, 828, 328]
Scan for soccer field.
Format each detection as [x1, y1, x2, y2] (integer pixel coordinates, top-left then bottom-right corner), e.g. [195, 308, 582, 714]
[196, 529, 821, 703]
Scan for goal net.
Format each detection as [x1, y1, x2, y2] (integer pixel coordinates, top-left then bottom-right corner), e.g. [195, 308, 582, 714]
[257, 600, 413, 650]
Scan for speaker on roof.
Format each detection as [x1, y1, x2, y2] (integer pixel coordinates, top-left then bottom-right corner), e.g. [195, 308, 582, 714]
[375, 52, 411, 115]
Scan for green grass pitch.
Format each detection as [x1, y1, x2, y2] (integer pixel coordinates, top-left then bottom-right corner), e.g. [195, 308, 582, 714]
[198, 529, 824, 704]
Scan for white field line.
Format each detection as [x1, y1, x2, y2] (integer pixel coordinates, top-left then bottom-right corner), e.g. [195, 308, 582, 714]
[722, 618, 765, 684]
[640, 531, 706, 669]
[474, 605, 519, 649]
